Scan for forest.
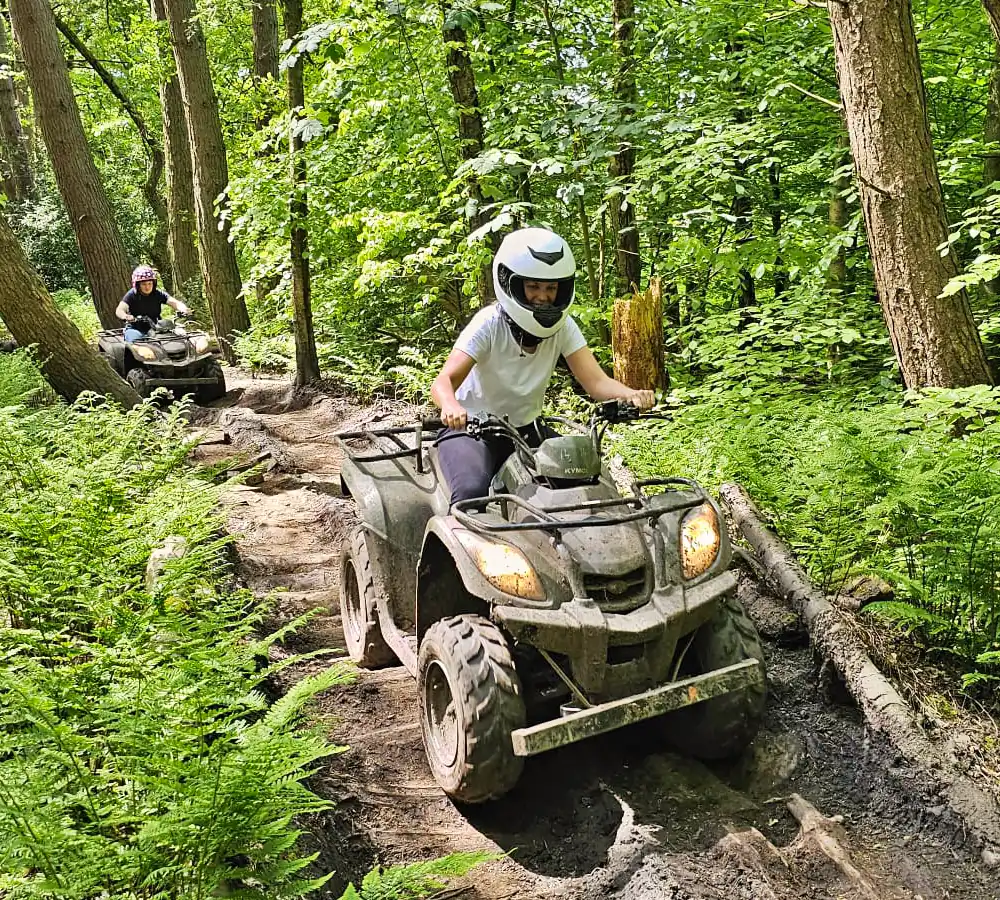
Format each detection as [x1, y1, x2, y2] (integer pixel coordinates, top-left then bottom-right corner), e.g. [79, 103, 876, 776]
[2, 0, 1000, 895]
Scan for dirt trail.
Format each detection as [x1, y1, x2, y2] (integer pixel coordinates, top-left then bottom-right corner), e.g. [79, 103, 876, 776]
[191, 379, 999, 900]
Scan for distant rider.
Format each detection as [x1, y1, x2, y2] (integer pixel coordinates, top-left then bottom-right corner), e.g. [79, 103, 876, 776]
[116, 265, 190, 342]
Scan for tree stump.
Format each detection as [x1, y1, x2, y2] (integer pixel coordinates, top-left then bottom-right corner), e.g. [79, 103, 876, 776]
[612, 276, 666, 391]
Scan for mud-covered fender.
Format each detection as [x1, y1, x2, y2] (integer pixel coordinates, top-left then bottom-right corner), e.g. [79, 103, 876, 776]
[339, 455, 391, 541]
[415, 516, 514, 639]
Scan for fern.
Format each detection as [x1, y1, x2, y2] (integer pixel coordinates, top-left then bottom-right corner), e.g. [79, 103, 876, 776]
[338, 851, 495, 900]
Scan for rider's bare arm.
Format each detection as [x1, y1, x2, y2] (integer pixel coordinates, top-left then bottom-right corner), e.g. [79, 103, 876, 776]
[115, 300, 133, 322]
[565, 347, 655, 408]
[431, 349, 476, 429]
[165, 296, 190, 315]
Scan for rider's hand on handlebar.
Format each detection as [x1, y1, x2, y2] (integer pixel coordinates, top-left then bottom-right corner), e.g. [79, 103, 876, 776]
[440, 400, 468, 430]
[622, 389, 655, 409]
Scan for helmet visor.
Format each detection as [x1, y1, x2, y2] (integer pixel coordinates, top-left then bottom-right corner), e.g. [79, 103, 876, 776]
[501, 268, 575, 327]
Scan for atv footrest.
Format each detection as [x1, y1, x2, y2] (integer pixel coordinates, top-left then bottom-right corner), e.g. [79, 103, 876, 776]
[509, 658, 763, 757]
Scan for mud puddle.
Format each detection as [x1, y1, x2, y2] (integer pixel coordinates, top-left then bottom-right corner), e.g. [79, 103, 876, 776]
[191, 377, 999, 900]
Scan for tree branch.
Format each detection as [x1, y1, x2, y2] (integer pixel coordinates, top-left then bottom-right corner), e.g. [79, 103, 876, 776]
[52, 12, 161, 159]
[784, 81, 842, 110]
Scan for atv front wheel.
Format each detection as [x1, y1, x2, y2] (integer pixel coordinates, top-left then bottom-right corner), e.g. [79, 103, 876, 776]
[339, 526, 396, 668]
[663, 592, 766, 759]
[126, 367, 150, 398]
[418, 615, 525, 803]
[196, 360, 226, 404]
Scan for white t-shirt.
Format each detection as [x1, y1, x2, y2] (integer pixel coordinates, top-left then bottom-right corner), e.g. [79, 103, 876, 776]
[454, 305, 587, 427]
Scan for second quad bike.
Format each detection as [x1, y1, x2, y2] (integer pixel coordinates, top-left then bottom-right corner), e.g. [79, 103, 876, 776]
[336, 402, 766, 803]
[97, 315, 226, 403]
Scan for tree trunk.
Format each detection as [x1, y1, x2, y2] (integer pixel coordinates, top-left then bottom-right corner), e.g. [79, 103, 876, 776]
[727, 38, 755, 324]
[151, 0, 200, 303]
[251, 0, 281, 307]
[252, 0, 279, 84]
[612, 277, 665, 390]
[51, 13, 170, 286]
[162, 0, 250, 362]
[981, 1, 1000, 294]
[441, 4, 497, 306]
[608, 0, 641, 300]
[0, 8, 32, 201]
[828, 0, 992, 387]
[283, 0, 319, 386]
[8, 0, 131, 328]
[827, 127, 851, 295]
[0, 217, 139, 405]
[769, 162, 787, 300]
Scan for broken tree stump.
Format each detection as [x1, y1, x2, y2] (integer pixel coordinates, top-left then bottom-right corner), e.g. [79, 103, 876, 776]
[612, 276, 666, 391]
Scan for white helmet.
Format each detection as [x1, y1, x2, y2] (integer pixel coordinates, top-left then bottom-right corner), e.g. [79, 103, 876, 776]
[494, 227, 576, 339]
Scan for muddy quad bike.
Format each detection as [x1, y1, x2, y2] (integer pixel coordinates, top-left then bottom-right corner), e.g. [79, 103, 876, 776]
[336, 402, 766, 803]
[97, 314, 226, 404]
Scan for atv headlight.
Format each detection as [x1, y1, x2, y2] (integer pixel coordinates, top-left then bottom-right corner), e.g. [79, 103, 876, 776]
[192, 334, 210, 353]
[680, 502, 720, 579]
[455, 530, 545, 601]
[131, 345, 156, 361]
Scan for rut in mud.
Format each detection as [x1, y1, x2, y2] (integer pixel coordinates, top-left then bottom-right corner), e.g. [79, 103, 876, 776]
[192, 379, 999, 900]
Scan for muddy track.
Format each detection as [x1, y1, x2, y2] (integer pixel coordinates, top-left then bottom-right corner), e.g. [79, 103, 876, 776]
[192, 380, 999, 900]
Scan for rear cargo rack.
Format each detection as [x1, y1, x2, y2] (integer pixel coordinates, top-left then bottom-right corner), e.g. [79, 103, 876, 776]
[335, 420, 442, 474]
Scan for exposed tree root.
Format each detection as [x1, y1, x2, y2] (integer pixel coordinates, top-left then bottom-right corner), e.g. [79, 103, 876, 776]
[215, 406, 299, 472]
[719, 482, 1000, 860]
[718, 796, 913, 899]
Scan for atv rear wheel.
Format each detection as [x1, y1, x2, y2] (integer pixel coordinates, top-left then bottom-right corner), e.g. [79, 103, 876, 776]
[196, 360, 226, 404]
[339, 526, 396, 667]
[663, 592, 766, 759]
[418, 615, 525, 804]
[126, 367, 150, 398]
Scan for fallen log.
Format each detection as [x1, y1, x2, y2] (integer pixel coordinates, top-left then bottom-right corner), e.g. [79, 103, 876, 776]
[719, 482, 1000, 858]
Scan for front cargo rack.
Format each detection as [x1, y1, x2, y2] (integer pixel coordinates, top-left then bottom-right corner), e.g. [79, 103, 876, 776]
[451, 477, 709, 535]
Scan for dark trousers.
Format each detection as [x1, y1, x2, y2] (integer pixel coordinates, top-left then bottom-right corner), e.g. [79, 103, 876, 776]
[436, 420, 555, 506]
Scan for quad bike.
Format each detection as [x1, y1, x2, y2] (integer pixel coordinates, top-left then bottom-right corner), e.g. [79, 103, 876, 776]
[336, 401, 766, 803]
[97, 314, 226, 403]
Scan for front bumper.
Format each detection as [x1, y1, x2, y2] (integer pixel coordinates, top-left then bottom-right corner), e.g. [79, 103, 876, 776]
[494, 568, 738, 696]
[146, 375, 219, 388]
[511, 657, 763, 756]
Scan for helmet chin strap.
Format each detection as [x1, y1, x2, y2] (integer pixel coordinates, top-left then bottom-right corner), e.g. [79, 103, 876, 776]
[499, 307, 545, 355]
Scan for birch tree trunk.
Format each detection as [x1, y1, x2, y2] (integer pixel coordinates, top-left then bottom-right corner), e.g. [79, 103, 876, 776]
[8, 0, 130, 328]
[162, 0, 250, 362]
[828, 0, 992, 387]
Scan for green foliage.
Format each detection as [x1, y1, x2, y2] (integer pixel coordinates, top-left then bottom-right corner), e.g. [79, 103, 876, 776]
[337, 852, 494, 900]
[0, 359, 355, 898]
[615, 383, 1000, 685]
[52, 288, 102, 341]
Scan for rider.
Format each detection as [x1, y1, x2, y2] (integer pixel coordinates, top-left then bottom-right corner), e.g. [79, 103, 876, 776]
[430, 227, 655, 505]
[116, 265, 190, 342]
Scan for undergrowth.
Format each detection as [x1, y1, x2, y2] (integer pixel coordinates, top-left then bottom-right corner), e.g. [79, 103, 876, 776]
[615, 383, 1000, 691]
[0, 353, 484, 899]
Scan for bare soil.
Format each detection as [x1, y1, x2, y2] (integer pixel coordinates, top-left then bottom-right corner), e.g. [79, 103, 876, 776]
[190, 377, 1000, 900]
